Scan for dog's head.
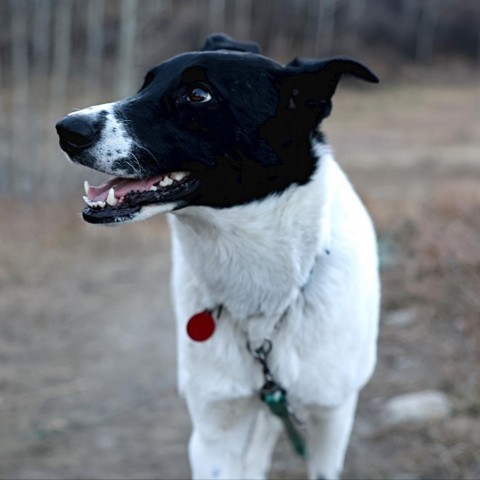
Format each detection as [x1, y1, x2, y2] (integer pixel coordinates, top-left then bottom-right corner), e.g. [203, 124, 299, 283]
[56, 34, 378, 225]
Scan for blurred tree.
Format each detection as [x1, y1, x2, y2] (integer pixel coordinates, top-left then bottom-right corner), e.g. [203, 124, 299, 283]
[234, 0, 252, 39]
[270, 0, 289, 54]
[116, 0, 138, 97]
[208, 0, 226, 33]
[401, 0, 419, 55]
[85, 0, 105, 96]
[415, 0, 443, 63]
[314, 0, 337, 55]
[478, 18, 480, 64]
[51, 0, 73, 111]
[33, 0, 51, 84]
[9, 0, 29, 192]
[346, 0, 365, 48]
[32, 0, 53, 189]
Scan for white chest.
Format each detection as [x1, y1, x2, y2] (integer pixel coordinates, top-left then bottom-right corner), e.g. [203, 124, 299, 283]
[168, 154, 380, 406]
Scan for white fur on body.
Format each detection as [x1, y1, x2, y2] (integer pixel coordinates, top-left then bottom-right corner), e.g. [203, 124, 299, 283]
[169, 144, 380, 480]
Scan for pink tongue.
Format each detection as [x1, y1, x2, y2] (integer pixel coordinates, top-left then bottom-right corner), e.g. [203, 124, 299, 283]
[87, 174, 166, 201]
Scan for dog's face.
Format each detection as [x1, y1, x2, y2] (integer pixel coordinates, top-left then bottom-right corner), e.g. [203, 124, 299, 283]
[56, 34, 377, 225]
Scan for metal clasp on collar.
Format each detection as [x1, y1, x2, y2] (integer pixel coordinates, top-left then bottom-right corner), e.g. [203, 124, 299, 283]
[247, 338, 274, 382]
[247, 338, 307, 457]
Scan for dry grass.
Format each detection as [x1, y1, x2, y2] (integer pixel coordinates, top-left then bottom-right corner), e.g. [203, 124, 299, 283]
[376, 179, 480, 406]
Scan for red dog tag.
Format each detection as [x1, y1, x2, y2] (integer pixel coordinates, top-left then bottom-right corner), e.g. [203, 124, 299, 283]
[187, 310, 216, 342]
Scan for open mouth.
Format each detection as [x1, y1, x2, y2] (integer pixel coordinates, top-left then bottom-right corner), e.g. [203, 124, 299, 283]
[82, 171, 200, 224]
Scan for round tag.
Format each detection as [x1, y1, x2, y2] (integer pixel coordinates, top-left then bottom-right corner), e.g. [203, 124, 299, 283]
[186, 310, 215, 342]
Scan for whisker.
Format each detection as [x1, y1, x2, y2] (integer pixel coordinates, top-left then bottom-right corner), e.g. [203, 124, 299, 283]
[135, 143, 166, 170]
[128, 152, 144, 176]
[136, 144, 156, 161]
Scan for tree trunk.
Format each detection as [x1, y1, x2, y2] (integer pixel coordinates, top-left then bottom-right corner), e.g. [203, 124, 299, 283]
[116, 0, 139, 98]
[9, 0, 30, 194]
[271, 0, 289, 55]
[234, 0, 252, 39]
[347, 0, 366, 48]
[415, 0, 442, 63]
[32, 0, 53, 194]
[33, 0, 51, 84]
[314, 0, 337, 55]
[51, 0, 73, 112]
[85, 0, 105, 98]
[478, 13, 480, 64]
[208, 0, 226, 33]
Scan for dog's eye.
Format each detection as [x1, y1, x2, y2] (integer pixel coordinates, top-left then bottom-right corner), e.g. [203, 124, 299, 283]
[186, 87, 212, 103]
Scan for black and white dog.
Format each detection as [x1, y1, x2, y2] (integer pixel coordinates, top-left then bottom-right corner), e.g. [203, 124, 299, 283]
[56, 34, 380, 480]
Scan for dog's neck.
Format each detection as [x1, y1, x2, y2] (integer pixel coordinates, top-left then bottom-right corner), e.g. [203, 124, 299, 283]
[169, 143, 334, 321]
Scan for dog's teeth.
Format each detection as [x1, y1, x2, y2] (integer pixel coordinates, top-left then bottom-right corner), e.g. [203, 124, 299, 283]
[83, 195, 89, 205]
[171, 171, 187, 182]
[87, 200, 104, 209]
[84, 180, 90, 195]
[150, 186, 158, 191]
[159, 176, 173, 187]
[106, 188, 117, 206]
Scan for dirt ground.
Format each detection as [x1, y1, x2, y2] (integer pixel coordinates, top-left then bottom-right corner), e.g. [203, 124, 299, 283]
[1, 81, 479, 479]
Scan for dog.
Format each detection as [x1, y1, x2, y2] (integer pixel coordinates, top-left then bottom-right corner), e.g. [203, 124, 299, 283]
[56, 34, 380, 480]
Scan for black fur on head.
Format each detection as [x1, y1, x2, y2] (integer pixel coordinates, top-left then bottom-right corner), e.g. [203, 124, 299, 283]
[58, 34, 378, 222]
[118, 37, 377, 206]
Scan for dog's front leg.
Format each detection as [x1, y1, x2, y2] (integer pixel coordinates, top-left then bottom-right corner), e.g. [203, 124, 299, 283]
[305, 393, 358, 480]
[186, 395, 282, 480]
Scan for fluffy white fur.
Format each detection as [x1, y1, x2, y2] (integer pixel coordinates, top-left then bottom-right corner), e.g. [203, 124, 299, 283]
[168, 143, 380, 480]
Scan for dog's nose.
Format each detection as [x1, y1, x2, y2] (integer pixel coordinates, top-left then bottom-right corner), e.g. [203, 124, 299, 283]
[56, 115, 99, 155]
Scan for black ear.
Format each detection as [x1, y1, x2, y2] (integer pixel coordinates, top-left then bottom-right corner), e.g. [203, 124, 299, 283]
[286, 56, 378, 85]
[201, 33, 260, 54]
[281, 56, 378, 121]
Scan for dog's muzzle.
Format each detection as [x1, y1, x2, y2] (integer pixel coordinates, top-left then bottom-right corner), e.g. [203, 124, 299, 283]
[56, 110, 201, 225]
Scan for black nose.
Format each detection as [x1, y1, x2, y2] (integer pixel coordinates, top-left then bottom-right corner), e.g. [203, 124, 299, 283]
[56, 115, 99, 155]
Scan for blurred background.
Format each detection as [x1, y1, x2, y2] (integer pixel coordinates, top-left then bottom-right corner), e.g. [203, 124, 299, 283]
[0, 0, 479, 478]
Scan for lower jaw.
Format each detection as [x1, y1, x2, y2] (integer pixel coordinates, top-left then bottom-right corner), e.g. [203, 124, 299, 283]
[82, 178, 200, 225]
[82, 200, 193, 224]
[82, 204, 142, 224]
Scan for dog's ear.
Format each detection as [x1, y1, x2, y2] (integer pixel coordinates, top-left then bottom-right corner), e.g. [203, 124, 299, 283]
[201, 33, 260, 54]
[285, 56, 378, 85]
[281, 56, 378, 120]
